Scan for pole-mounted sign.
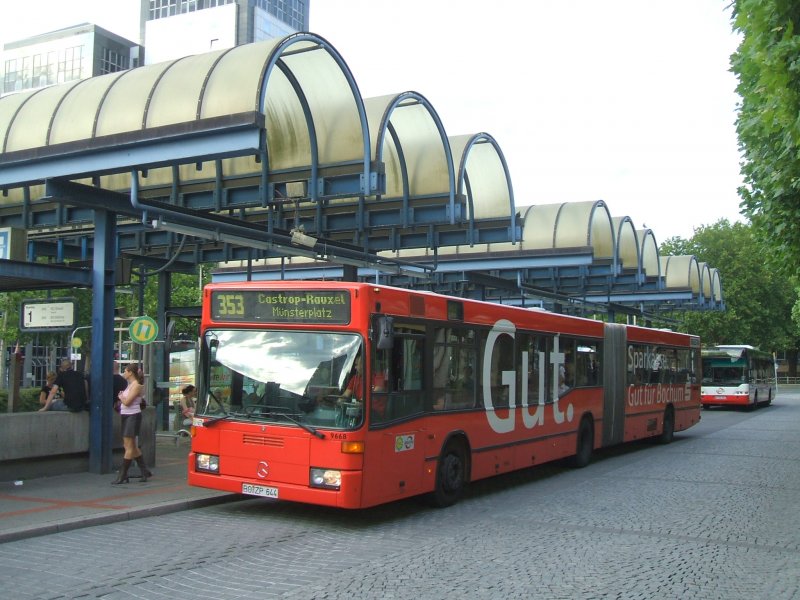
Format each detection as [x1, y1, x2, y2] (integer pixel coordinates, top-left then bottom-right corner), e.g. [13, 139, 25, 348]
[129, 315, 159, 345]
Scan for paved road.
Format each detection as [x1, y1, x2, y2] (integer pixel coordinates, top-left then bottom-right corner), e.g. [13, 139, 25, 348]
[2, 390, 799, 599]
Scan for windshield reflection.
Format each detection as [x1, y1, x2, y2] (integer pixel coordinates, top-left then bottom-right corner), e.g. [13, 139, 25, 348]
[198, 329, 364, 429]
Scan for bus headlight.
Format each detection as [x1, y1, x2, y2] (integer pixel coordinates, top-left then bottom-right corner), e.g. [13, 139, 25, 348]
[310, 468, 341, 489]
[196, 453, 220, 474]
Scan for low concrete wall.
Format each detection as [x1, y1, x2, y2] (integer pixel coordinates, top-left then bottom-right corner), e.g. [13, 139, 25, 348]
[0, 408, 156, 481]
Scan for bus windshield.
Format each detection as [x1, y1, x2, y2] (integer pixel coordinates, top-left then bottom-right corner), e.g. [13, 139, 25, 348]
[198, 329, 364, 430]
[702, 363, 746, 386]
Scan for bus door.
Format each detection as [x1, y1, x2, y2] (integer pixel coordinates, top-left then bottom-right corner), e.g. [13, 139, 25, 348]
[363, 324, 427, 503]
[602, 323, 626, 446]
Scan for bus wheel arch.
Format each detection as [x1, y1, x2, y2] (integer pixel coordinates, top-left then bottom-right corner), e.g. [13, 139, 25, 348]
[429, 433, 470, 508]
[659, 404, 675, 444]
[571, 414, 594, 468]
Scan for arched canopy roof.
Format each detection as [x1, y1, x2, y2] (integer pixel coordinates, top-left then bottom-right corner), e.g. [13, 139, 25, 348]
[664, 255, 701, 293]
[0, 33, 371, 201]
[709, 268, 723, 302]
[0, 32, 725, 316]
[638, 228, 661, 279]
[612, 216, 640, 272]
[697, 261, 713, 300]
[520, 201, 614, 259]
[449, 133, 514, 221]
[366, 92, 453, 200]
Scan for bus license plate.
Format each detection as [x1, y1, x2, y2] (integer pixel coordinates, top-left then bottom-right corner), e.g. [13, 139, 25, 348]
[242, 483, 279, 499]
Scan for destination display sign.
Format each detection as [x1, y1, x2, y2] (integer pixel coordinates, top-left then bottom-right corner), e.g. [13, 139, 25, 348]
[211, 290, 351, 324]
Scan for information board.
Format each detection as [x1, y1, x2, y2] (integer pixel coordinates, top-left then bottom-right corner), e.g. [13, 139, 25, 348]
[20, 299, 76, 332]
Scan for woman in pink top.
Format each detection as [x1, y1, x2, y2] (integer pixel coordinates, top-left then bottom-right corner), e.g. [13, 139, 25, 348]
[112, 364, 152, 484]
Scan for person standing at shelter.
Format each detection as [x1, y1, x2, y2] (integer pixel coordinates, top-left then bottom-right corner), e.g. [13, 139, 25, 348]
[181, 384, 197, 425]
[113, 364, 152, 484]
[39, 359, 87, 412]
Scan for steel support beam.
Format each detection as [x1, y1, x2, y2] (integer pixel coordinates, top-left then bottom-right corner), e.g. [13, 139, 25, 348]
[88, 208, 116, 474]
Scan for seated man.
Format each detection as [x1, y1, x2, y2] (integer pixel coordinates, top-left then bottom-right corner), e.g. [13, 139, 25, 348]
[340, 354, 365, 402]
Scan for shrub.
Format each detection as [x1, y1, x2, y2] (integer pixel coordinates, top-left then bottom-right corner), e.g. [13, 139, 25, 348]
[0, 387, 43, 412]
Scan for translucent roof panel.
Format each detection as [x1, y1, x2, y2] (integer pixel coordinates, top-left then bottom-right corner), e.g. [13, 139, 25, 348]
[450, 134, 513, 220]
[95, 62, 175, 136]
[200, 40, 283, 119]
[49, 73, 127, 145]
[521, 201, 614, 258]
[698, 262, 713, 299]
[665, 255, 701, 292]
[1, 34, 367, 186]
[710, 268, 723, 302]
[0, 90, 35, 152]
[4, 82, 80, 152]
[268, 40, 366, 169]
[369, 92, 452, 199]
[553, 201, 614, 258]
[612, 216, 640, 271]
[520, 204, 561, 249]
[639, 229, 660, 278]
[146, 52, 225, 128]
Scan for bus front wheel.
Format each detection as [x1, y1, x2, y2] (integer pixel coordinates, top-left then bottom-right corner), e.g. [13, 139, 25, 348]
[430, 439, 468, 508]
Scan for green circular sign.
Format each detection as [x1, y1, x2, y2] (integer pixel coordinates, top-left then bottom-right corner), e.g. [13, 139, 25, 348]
[129, 316, 159, 345]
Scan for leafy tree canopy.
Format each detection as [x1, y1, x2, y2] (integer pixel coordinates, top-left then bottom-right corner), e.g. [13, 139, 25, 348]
[0, 269, 206, 360]
[661, 219, 799, 353]
[731, 0, 800, 276]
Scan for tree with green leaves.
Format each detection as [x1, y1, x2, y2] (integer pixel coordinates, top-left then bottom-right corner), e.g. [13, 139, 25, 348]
[0, 268, 207, 383]
[661, 219, 799, 376]
[731, 1, 800, 277]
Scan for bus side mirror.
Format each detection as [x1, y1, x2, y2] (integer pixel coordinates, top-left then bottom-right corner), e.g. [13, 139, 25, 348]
[374, 315, 394, 350]
[209, 338, 219, 362]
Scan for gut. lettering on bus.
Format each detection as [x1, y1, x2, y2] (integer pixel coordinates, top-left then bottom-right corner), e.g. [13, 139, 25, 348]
[483, 320, 574, 435]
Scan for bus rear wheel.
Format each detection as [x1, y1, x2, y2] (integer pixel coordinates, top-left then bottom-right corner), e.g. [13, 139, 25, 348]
[571, 417, 593, 468]
[430, 439, 468, 508]
[659, 406, 675, 444]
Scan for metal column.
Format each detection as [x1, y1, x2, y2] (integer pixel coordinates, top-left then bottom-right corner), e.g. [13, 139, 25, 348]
[89, 208, 117, 473]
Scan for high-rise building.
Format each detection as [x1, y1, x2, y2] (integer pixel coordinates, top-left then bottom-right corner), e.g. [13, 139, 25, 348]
[0, 1, 310, 96]
[142, 0, 310, 64]
[1, 24, 142, 96]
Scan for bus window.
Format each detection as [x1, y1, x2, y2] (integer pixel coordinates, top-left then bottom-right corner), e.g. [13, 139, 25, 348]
[560, 337, 576, 394]
[575, 341, 601, 387]
[520, 334, 543, 405]
[374, 324, 425, 422]
[480, 328, 514, 409]
[432, 327, 476, 411]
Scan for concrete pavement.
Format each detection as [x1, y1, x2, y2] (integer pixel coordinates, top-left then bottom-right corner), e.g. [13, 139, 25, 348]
[0, 434, 239, 544]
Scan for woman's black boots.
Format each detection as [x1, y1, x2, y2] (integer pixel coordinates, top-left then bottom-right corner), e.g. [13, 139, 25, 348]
[112, 459, 131, 485]
[136, 456, 152, 483]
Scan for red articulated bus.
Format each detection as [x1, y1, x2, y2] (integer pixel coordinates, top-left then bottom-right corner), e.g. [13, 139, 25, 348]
[188, 282, 701, 508]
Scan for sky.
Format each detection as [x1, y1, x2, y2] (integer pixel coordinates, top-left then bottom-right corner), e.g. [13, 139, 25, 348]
[0, 1, 744, 243]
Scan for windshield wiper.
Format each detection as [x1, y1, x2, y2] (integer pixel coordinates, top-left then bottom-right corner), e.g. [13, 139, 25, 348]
[202, 411, 249, 427]
[266, 410, 325, 439]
